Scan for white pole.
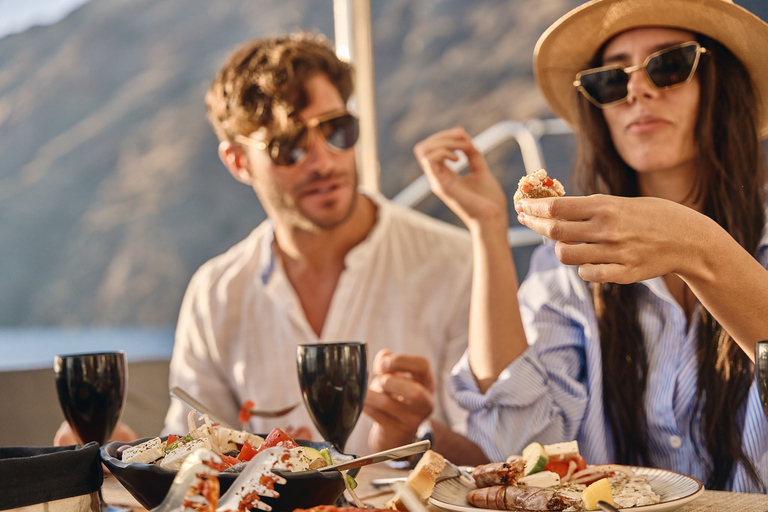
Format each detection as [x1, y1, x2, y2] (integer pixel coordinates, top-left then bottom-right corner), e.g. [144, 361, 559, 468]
[333, 0, 380, 192]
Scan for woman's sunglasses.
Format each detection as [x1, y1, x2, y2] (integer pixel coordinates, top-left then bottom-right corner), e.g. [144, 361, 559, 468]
[573, 41, 707, 108]
[236, 109, 359, 166]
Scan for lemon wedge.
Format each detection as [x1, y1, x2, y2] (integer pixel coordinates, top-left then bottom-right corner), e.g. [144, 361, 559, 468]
[582, 477, 615, 511]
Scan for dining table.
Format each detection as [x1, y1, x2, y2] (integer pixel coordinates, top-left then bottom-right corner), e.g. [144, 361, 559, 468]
[101, 464, 768, 512]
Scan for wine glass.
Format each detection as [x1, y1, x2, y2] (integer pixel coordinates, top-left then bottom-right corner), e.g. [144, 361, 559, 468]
[296, 342, 367, 452]
[54, 351, 128, 512]
[756, 341, 768, 420]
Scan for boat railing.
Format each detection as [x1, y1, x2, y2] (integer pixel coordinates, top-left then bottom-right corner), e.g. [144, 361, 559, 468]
[393, 117, 572, 248]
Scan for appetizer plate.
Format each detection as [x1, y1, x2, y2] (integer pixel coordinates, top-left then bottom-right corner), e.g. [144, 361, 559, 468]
[101, 436, 359, 510]
[429, 466, 704, 512]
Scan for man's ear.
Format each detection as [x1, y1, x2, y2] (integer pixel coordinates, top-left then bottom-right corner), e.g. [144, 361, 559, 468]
[218, 141, 254, 185]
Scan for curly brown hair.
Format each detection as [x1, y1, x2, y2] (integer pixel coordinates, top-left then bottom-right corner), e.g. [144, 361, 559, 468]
[205, 32, 354, 142]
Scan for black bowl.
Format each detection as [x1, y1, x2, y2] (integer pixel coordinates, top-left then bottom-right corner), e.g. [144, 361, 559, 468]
[100, 436, 358, 511]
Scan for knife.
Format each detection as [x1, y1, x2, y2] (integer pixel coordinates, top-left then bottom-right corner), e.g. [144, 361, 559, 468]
[317, 439, 431, 472]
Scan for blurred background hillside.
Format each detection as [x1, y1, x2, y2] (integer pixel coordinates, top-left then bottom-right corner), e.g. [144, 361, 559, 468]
[2, 0, 768, 329]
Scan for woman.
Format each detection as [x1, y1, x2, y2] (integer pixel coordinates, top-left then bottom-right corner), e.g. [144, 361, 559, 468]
[416, 0, 768, 492]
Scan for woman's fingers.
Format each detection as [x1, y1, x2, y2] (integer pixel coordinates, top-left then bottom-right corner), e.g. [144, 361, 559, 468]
[577, 263, 631, 283]
[515, 195, 598, 220]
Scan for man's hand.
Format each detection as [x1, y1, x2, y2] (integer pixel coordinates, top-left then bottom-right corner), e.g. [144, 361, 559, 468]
[284, 425, 313, 441]
[363, 349, 435, 452]
[54, 420, 139, 446]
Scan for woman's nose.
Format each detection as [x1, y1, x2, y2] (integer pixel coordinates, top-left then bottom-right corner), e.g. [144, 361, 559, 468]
[626, 67, 659, 104]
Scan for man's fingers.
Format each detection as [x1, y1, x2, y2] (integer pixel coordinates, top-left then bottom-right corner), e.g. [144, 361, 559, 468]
[363, 388, 432, 427]
[373, 352, 436, 392]
[376, 373, 433, 406]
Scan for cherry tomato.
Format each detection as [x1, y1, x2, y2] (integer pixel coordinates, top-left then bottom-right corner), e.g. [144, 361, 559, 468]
[207, 453, 241, 472]
[543, 459, 570, 478]
[221, 453, 241, 468]
[521, 184, 533, 194]
[166, 434, 178, 447]
[542, 177, 554, 187]
[255, 427, 300, 454]
[544, 455, 587, 478]
[200, 475, 219, 503]
[239, 399, 255, 424]
[237, 441, 258, 462]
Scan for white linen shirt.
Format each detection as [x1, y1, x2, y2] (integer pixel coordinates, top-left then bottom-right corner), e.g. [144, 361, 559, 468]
[453, 231, 768, 493]
[163, 192, 472, 456]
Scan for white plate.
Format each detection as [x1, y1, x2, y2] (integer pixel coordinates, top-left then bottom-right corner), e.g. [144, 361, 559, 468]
[428, 466, 704, 512]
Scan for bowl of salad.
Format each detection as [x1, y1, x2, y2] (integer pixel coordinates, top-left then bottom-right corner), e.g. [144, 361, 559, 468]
[100, 419, 358, 510]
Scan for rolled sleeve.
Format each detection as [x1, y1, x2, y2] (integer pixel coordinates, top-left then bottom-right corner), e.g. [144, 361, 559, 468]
[451, 244, 596, 462]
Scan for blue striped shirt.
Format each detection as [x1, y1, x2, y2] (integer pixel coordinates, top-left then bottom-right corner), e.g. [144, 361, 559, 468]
[452, 233, 768, 493]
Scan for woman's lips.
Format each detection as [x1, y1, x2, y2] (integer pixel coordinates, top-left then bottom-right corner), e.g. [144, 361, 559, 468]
[626, 115, 670, 134]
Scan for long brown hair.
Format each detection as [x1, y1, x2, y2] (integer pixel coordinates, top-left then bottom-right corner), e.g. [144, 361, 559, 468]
[573, 35, 766, 489]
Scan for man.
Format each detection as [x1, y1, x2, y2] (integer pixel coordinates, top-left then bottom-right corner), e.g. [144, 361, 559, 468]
[162, 32, 479, 458]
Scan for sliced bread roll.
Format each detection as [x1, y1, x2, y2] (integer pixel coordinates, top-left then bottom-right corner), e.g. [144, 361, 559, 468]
[385, 450, 446, 511]
[513, 168, 565, 205]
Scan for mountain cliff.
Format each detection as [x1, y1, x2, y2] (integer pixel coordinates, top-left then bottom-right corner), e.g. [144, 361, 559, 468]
[1, 0, 766, 326]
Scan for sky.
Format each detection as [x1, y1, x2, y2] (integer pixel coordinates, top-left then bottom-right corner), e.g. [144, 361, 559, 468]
[0, 0, 90, 39]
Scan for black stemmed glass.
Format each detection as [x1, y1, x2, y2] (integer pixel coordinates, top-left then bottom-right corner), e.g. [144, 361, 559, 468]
[54, 351, 128, 512]
[756, 341, 768, 420]
[296, 342, 367, 452]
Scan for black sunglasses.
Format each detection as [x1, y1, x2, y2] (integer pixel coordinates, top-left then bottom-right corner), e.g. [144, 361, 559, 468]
[236, 109, 359, 166]
[573, 41, 707, 108]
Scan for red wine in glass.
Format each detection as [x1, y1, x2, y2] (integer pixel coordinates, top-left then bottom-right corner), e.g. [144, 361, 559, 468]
[54, 351, 127, 446]
[54, 351, 128, 512]
[296, 342, 367, 452]
[757, 341, 768, 420]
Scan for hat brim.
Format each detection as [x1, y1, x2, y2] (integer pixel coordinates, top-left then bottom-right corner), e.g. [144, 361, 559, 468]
[534, 0, 768, 138]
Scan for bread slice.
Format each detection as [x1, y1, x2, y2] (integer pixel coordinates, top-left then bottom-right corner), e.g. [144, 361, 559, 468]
[385, 450, 446, 511]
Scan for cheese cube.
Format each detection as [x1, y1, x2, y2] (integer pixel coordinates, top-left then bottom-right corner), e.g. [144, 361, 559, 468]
[160, 438, 212, 470]
[543, 440, 580, 461]
[121, 437, 164, 464]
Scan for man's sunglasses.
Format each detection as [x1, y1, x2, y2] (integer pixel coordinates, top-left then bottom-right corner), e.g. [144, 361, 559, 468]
[236, 109, 359, 166]
[573, 41, 707, 108]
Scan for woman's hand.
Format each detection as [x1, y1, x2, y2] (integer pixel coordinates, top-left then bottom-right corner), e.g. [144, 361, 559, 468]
[516, 193, 768, 359]
[414, 127, 508, 233]
[515, 194, 701, 283]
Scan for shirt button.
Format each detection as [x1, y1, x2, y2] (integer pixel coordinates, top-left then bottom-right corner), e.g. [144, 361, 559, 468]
[669, 435, 683, 449]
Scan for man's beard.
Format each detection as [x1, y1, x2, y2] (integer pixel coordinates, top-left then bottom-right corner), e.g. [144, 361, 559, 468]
[270, 170, 358, 233]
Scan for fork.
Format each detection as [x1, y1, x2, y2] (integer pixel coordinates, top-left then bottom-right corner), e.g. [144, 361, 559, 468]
[217, 447, 289, 511]
[149, 449, 222, 512]
[170, 386, 301, 423]
[597, 501, 620, 512]
[371, 456, 474, 487]
[438, 459, 476, 485]
[241, 401, 302, 418]
[148, 447, 290, 512]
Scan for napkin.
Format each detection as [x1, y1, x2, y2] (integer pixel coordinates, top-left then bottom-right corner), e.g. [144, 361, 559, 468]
[0, 442, 102, 510]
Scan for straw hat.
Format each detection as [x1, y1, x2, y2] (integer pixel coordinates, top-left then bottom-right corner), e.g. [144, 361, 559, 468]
[534, 0, 768, 137]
